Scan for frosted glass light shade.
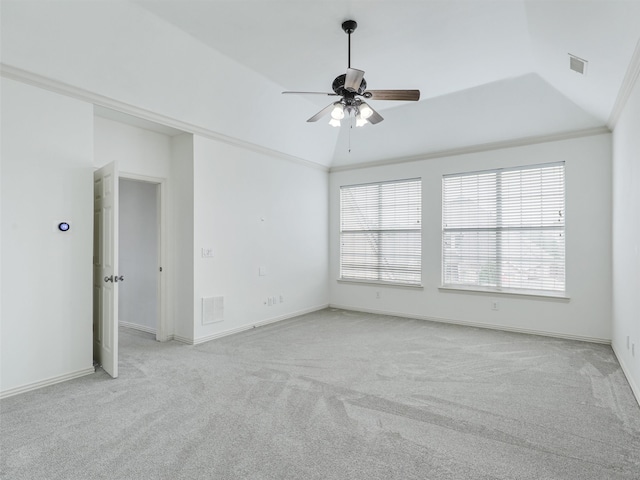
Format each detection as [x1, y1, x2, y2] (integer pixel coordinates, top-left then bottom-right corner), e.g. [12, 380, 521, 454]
[331, 103, 345, 120]
[359, 103, 373, 119]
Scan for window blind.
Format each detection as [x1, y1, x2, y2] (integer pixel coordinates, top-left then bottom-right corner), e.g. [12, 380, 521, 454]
[340, 178, 422, 286]
[442, 163, 565, 293]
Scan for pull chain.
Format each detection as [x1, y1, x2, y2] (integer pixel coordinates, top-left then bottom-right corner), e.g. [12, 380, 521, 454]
[349, 115, 352, 153]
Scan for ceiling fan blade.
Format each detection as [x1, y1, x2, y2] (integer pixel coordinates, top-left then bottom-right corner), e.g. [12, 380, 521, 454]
[365, 90, 420, 101]
[282, 91, 339, 96]
[366, 105, 384, 125]
[344, 68, 365, 92]
[307, 103, 335, 122]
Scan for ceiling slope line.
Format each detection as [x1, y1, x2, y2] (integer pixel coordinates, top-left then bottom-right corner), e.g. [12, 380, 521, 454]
[0, 63, 329, 173]
[608, 37, 640, 130]
[329, 126, 611, 173]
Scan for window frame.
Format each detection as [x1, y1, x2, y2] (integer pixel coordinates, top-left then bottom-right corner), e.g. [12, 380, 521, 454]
[339, 178, 422, 287]
[441, 162, 566, 297]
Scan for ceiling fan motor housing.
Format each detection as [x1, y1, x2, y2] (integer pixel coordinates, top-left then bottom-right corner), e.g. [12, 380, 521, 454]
[282, 18, 418, 125]
[332, 74, 367, 96]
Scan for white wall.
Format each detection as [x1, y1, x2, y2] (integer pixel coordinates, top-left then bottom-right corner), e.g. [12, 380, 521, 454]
[330, 134, 612, 342]
[191, 135, 329, 343]
[1, 0, 337, 167]
[93, 116, 172, 177]
[612, 69, 640, 402]
[119, 179, 159, 333]
[1, 78, 94, 396]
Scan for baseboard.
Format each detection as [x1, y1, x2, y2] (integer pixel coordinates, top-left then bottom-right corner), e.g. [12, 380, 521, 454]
[172, 334, 192, 345]
[192, 304, 329, 346]
[0, 367, 95, 400]
[611, 343, 640, 408]
[328, 304, 611, 344]
[119, 321, 156, 335]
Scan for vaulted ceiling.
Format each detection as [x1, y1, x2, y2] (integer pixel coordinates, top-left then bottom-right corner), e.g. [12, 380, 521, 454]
[3, 1, 639, 169]
[134, 0, 640, 168]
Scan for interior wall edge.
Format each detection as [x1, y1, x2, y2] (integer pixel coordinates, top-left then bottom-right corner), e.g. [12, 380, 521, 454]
[611, 342, 640, 408]
[0, 63, 328, 174]
[0, 367, 95, 400]
[328, 304, 612, 345]
[608, 37, 640, 129]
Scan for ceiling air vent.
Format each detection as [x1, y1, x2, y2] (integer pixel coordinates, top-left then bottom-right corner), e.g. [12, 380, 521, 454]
[569, 54, 588, 75]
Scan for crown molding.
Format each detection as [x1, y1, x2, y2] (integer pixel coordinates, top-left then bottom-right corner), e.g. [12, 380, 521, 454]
[608, 37, 640, 130]
[0, 63, 329, 173]
[329, 126, 611, 173]
[1, 63, 616, 175]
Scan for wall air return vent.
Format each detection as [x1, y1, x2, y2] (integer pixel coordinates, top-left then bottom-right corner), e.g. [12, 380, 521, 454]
[569, 54, 588, 75]
[202, 296, 224, 325]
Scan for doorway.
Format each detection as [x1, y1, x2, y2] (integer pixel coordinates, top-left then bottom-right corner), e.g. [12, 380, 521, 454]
[93, 170, 167, 378]
[118, 177, 161, 338]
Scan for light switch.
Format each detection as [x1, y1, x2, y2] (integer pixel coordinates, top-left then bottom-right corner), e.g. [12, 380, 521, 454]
[259, 266, 267, 276]
[202, 248, 214, 258]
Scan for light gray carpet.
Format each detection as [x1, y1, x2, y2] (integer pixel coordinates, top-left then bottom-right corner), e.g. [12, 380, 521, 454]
[1, 308, 639, 480]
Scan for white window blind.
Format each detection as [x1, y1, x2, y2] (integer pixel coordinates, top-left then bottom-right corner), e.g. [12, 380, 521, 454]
[442, 163, 565, 293]
[340, 178, 422, 286]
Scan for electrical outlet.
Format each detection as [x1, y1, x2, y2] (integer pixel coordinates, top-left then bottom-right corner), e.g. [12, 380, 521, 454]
[267, 298, 272, 306]
[376, 291, 381, 299]
[491, 300, 499, 311]
[279, 295, 284, 303]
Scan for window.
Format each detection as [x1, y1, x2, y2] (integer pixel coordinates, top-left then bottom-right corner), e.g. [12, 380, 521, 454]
[442, 163, 565, 294]
[340, 178, 422, 286]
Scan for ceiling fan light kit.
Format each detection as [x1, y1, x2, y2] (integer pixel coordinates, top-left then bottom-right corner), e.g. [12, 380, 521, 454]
[282, 19, 420, 127]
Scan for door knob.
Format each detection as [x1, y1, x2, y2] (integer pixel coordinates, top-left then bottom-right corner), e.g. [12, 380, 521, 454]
[115, 275, 124, 282]
[104, 275, 113, 283]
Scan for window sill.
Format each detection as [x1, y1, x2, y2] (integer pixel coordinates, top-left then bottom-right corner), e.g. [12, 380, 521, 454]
[338, 279, 424, 290]
[438, 285, 570, 301]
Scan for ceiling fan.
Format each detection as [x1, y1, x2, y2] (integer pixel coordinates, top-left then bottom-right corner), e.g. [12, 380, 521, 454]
[282, 20, 420, 127]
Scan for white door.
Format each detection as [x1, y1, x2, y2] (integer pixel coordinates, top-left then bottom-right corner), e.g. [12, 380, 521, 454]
[93, 162, 119, 378]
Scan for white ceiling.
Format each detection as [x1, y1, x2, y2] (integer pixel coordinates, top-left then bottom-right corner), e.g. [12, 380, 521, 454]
[133, 0, 640, 167]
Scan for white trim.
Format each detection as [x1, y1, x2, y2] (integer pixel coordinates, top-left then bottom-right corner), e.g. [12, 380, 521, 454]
[172, 334, 193, 345]
[119, 172, 163, 184]
[190, 304, 329, 346]
[119, 321, 157, 336]
[1, 63, 328, 173]
[438, 286, 570, 301]
[611, 343, 640, 408]
[329, 127, 610, 173]
[608, 38, 640, 129]
[338, 279, 423, 289]
[0, 367, 95, 399]
[328, 304, 611, 344]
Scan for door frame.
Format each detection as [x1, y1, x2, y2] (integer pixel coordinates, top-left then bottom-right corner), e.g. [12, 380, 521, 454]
[119, 172, 169, 342]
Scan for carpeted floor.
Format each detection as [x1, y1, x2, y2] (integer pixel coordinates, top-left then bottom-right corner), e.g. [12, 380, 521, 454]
[1, 308, 639, 480]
